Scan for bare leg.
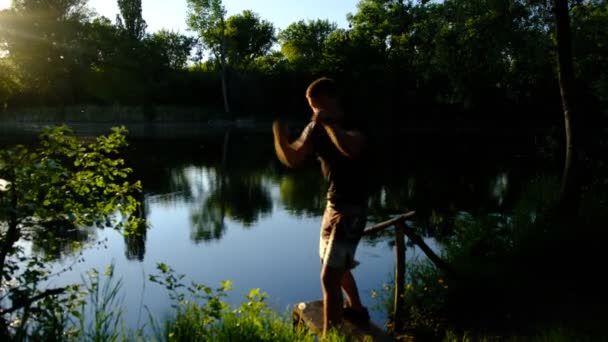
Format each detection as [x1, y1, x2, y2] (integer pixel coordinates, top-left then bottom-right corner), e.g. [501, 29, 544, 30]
[321, 264, 344, 336]
[341, 270, 364, 310]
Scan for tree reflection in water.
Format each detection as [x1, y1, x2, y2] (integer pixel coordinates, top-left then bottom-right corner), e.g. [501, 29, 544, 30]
[121, 129, 532, 253]
[124, 193, 149, 261]
[28, 223, 97, 261]
[278, 169, 325, 217]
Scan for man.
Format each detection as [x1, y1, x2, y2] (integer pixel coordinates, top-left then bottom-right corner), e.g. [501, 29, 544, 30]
[272, 77, 370, 335]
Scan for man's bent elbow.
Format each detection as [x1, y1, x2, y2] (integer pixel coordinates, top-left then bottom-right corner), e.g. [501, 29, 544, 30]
[277, 153, 303, 168]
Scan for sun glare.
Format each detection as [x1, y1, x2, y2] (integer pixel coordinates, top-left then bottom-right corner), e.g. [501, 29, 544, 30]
[0, 0, 10, 10]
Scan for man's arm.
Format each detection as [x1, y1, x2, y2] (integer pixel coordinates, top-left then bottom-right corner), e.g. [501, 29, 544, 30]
[321, 123, 365, 159]
[272, 121, 313, 168]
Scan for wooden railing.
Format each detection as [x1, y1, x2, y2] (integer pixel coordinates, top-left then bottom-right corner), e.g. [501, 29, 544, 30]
[362, 211, 453, 331]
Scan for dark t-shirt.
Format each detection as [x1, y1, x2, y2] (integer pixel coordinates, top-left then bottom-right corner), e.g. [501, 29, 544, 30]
[300, 121, 369, 206]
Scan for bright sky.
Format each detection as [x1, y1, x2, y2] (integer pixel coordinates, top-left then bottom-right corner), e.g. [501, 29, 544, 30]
[88, 0, 359, 34]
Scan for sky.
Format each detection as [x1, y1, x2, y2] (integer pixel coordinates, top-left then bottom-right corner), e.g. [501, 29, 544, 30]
[88, 0, 359, 34]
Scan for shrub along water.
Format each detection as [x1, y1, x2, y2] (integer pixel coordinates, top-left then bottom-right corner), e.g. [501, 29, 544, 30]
[382, 174, 608, 340]
[28, 262, 350, 341]
[0, 126, 142, 339]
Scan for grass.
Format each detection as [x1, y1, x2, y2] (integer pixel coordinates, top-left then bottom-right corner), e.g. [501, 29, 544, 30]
[98, 264, 356, 342]
[7, 260, 356, 341]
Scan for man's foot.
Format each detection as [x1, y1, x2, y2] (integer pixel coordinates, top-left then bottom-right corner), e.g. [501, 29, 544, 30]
[342, 306, 370, 323]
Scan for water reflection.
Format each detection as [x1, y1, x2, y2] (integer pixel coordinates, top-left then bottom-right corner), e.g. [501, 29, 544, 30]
[28, 223, 97, 260]
[124, 226, 147, 261]
[279, 170, 326, 217]
[203, 177, 272, 227]
[184, 167, 273, 243]
[4, 128, 537, 262]
[132, 136, 282, 244]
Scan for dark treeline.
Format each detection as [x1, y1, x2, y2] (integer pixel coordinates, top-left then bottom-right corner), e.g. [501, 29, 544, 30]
[1, 0, 607, 130]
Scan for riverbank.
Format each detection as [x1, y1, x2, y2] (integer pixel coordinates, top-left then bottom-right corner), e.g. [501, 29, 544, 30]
[0, 106, 263, 139]
[0, 105, 555, 141]
[0, 105, 228, 123]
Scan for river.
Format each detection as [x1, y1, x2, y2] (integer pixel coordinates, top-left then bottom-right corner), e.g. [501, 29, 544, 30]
[1, 122, 549, 329]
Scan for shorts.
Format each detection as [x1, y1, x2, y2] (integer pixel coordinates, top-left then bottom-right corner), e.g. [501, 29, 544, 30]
[319, 202, 367, 270]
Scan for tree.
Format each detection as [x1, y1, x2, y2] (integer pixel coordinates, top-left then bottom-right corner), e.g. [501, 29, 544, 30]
[0, 58, 22, 109]
[147, 30, 196, 70]
[552, 0, 578, 204]
[0, 0, 93, 104]
[78, 15, 148, 105]
[347, 0, 409, 56]
[186, 0, 230, 113]
[225, 10, 275, 71]
[252, 51, 289, 74]
[278, 19, 337, 70]
[571, 1, 608, 106]
[116, 0, 147, 41]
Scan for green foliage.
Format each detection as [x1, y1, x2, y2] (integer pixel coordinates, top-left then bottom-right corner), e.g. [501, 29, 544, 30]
[571, 1, 608, 105]
[31, 127, 141, 230]
[278, 19, 337, 70]
[383, 176, 608, 339]
[0, 0, 92, 104]
[0, 126, 142, 339]
[0, 57, 22, 108]
[1, 0, 607, 121]
[225, 10, 275, 70]
[27, 283, 84, 340]
[148, 30, 196, 70]
[149, 263, 320, 342]
[186, 0, 227, 62]
[251, 51, 290, 74]
[27, 263, 129, 342]
[1, 257, 344, 341]
[117, 0, 147, 41]
[187, 3, 276, 73]
[279, 171, 326, 217]
[78, 265, 125, 342]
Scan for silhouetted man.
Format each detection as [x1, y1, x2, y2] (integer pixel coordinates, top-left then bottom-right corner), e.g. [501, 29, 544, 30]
[272, 77, 370, 335]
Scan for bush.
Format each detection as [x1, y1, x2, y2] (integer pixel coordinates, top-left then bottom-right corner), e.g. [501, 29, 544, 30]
[389, 176, 608, 340]
[150, 263, 350, 342]
[0, 126, 142, 339]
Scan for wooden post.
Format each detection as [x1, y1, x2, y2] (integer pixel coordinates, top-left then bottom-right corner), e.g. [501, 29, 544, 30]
[393, 219, 406, 332]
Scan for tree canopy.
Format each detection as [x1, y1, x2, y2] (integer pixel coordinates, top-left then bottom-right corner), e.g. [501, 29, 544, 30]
[278, 19, 337, 69]
[225, 10, 275, 70]
[116, 0, 147, 41]
[0, 0, 605, 127]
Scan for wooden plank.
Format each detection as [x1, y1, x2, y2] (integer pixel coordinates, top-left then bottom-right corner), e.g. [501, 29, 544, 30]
[402, 225, 455, 276]
[363, 211, 416, 236]
[293, 300, 394, 341]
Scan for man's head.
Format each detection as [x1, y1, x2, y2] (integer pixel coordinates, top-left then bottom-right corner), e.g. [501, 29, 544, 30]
[305, 78, 342, 119]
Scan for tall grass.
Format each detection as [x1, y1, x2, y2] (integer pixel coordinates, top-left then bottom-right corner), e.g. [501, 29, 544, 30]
[7, 260, 352, 341]
[161, 289, 315, 342]
[148, 263, 350, 342]
[78, 264, 125, 342]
